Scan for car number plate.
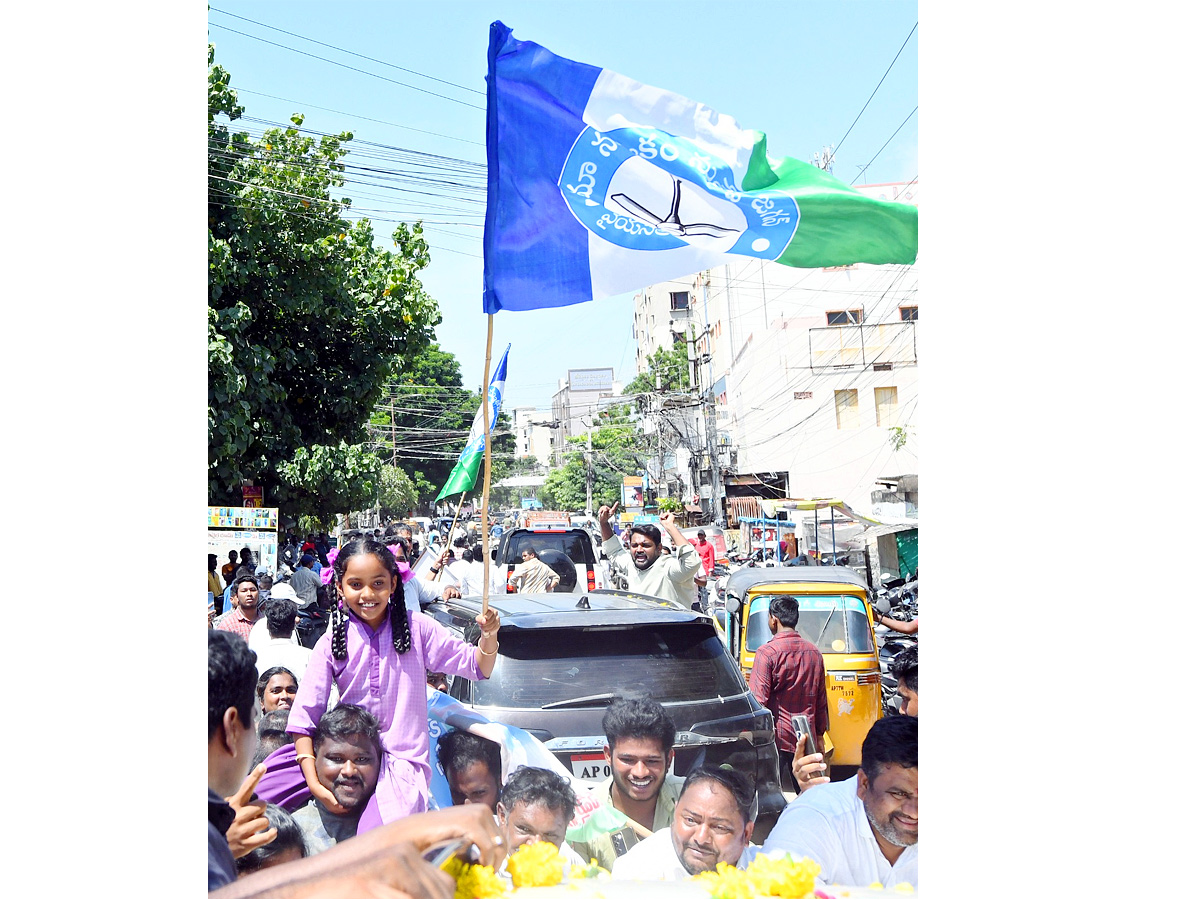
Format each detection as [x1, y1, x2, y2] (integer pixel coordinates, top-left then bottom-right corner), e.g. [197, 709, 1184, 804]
[570, 753, 611, 781]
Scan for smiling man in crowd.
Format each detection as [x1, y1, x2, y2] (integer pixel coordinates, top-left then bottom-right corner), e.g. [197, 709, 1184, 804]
[569, 696, 683, 870]
[763, 715, 918, 889]
[598, 505, 700, 608]
[612, 766, 759, 880]
[497, 766, 587, 869]
[290, 704, 383, 854]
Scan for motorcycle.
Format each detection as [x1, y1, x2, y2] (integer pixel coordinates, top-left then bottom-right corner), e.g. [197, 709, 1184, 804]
[873, 592, 917, 717]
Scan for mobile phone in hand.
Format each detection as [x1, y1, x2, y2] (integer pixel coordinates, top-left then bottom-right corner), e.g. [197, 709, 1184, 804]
[791, 714, 816, 756]
[422, 837, 477, 868]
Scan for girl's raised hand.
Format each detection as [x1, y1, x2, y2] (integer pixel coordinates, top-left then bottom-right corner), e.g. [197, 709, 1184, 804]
[475, 608, 500, 642]
[311, 782, 351, 816]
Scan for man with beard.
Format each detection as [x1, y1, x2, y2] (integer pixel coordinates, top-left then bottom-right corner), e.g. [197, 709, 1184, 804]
[290, 704, 383, 854]
[569, 697, 683, 871]
[763, 716, 918, 889]
[611, 766, 758, 880]
[598, 504, 701, 608]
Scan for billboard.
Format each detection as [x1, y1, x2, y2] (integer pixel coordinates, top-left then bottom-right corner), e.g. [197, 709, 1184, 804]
[567, 368, 614, 392]
[621, 475, 644, 510]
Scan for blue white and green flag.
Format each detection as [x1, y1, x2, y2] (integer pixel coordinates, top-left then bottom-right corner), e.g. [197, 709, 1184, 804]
[483, 21, 917, 314]
[435, 344, 510, 502]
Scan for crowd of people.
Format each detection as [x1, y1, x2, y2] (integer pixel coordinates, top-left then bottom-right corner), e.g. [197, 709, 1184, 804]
[207, 516, 917, 896]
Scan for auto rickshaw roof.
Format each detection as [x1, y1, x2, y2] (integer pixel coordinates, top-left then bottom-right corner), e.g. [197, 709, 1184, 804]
[724, 565, 868, 597]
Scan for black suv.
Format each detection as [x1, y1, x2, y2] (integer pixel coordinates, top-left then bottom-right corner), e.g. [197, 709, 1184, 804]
[422, 590, 786, 833]
[493, 526, 603, 592]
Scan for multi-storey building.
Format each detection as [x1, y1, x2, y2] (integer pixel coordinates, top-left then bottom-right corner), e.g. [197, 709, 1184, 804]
[631, 181, 918, 523]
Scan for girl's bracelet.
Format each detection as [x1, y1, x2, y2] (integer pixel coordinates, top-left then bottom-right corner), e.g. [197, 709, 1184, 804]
[295, 753, 316, 762]
[478, 640, 499, 657]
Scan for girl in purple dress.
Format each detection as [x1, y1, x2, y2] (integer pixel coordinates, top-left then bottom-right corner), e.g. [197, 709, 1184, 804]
[287, 539, 500, 831]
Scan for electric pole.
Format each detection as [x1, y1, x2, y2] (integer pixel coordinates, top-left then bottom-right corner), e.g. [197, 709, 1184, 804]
[582, 413, 594, 516]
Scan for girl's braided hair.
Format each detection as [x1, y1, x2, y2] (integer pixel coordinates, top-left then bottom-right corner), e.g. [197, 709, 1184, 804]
[331, 538, 411, 660]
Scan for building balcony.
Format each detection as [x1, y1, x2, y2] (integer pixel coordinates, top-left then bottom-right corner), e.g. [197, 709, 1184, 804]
[808, 321, 917, 370]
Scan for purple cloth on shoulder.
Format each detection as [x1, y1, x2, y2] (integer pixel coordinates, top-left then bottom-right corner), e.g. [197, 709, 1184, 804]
[254, 743, 311, 812]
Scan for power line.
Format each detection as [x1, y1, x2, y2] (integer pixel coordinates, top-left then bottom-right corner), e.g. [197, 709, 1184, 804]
[831, 22, 918, 160]
[208, 22, 486, 111]
[209, 6, 485, 96]
[851, 107, 917, 186]
[229, 86, 485, 147]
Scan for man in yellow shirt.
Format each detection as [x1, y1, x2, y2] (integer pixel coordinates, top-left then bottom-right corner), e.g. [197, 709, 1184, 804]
[506, 548, 560, 593]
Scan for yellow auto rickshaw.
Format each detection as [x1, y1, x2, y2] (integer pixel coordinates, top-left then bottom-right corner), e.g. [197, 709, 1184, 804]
[721, 565, 881, 768]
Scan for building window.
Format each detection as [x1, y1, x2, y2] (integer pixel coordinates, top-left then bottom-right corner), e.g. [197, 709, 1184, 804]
[672, 331, 686, 346]
[826, 309, 863, 326]
[834, 389, 859, 429]
[670, 290, 690, 310]
[875, 386, 898, 427]
[899, 306, 918, 321]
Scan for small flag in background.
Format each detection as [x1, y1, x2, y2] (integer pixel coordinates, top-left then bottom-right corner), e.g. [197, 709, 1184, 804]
[434, 343, 510, 502]
[483, 21, 917, 314]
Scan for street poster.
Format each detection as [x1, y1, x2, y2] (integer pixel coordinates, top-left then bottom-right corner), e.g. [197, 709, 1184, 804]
[208, 506, 279, 576]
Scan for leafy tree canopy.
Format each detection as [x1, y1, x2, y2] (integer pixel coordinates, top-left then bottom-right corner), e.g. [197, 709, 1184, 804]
[622, 342, 691, 400]
[208, 46, 440, 521]
[377, 464, 419, 520]
[369, 343, 516, 510]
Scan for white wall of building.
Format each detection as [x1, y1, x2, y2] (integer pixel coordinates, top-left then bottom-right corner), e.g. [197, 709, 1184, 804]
[630, 183, 918, 513]
[510, 406, 555, 468]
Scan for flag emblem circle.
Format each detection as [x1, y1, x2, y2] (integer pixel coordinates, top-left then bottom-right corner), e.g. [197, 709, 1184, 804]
[558, 126, 798, 260]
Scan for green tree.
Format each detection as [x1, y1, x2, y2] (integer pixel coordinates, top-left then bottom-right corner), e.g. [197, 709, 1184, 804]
[377, 464, 419, 519]
[369, 343, 516, 509]
[208, 46, 440, 520]
[622, 342, 691, 400]
[371, 343, 476, 505]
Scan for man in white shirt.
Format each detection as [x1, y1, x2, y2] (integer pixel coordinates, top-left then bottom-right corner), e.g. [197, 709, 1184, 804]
[445, 545, 490, 596]
[253, 596, 313, 681]
[763, 716, 917, 889]
[248, 582, 304, 654]
[612, 766, 759, 880]
[598, 505, 700, 608]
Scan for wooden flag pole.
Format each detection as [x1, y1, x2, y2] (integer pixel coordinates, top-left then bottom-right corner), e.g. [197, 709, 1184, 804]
[479, 314, 495, 615]
[434, 491, 468, 582]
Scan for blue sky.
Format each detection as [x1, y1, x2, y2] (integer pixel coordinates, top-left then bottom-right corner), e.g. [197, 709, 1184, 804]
[207, 0, 917, 409]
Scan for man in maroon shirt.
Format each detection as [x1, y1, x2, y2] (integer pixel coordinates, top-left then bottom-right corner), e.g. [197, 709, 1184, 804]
[747, 596, 828, 793]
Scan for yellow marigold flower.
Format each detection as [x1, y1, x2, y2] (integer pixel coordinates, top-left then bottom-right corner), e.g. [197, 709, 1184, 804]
[443, 858, 505, 899]
[691, 854, 820, 899]
[894, 884, 914, 892]
[507, 840, 566, 888]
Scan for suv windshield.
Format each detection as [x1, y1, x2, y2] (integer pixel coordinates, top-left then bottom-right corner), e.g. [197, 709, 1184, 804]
[745, 595, 874, 654]
[469, 623, 745, 708]
[503, 531, 595, 565]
